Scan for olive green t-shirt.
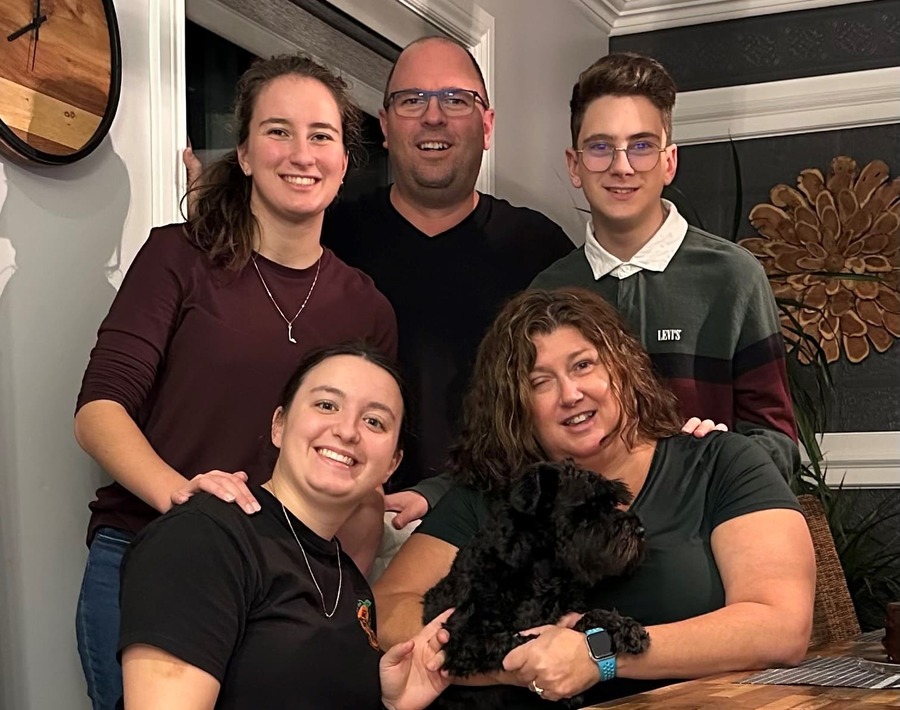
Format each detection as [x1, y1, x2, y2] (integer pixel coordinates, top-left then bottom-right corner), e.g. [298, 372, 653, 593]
[417, 432, 800, 626]
[416, 432, 800, 703]
[416, 432, 800, 626]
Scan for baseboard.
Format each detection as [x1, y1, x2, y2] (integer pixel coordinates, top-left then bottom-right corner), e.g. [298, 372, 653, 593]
[802, 432, 900, 489]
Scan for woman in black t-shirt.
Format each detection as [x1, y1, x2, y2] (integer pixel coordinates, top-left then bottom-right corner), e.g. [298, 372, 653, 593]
[119, 344, 451, 710]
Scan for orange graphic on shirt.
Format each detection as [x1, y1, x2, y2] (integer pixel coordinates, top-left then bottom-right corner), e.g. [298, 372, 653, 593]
[357, 599, 379, 650]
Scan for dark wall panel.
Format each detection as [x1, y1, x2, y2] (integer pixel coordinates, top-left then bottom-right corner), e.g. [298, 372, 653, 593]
[668, 124, 900, 433]
[610, 0, 900, 91]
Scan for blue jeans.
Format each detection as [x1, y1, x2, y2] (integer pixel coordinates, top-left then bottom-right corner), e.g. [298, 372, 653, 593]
[76, 527, 133, 710]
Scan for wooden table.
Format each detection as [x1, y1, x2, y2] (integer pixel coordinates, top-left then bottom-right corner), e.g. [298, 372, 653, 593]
[586, 632, 900, 708]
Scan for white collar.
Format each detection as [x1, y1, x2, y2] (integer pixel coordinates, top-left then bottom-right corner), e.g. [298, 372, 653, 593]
[583, 199, 688, 280]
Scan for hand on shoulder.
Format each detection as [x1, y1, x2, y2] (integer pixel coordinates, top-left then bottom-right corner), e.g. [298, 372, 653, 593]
[170, 470, 260, 515]
[681, 417, 728, 438]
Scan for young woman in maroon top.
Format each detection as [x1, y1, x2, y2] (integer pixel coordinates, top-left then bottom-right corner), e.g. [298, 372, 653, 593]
[74, 55, 397, 710]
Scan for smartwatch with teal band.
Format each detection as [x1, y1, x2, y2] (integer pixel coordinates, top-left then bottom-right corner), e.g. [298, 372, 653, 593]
[584, 627, 617, 681]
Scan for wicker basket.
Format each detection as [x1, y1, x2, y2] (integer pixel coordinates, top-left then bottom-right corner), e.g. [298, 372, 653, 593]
[798, 494, 861, 646]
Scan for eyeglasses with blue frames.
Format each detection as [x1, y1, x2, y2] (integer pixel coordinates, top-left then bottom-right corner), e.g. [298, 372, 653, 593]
[575, 140, 667, 173]
[385, 88, 488, 118]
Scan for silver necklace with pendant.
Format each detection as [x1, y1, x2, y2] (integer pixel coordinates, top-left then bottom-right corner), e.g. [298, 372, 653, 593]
[280, 502, 343, 618]
[251, 254, 321, 343]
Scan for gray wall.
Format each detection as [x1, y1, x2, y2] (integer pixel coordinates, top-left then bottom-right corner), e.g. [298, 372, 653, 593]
[0, 150, 129, 710]
[479, 0, 607, 242]
[0, 1, 155, 706]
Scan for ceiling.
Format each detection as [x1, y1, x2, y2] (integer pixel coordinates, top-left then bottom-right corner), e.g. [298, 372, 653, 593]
[573, 0, 876, 35]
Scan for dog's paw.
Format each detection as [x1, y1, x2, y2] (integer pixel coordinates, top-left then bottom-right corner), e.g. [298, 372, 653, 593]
[615, 617, 650, 655]
[575, 608, 650, 656]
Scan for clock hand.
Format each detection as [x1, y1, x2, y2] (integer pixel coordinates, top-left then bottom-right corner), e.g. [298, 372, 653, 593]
[31, 0, 42, 70]
[6, 14, 47, 42]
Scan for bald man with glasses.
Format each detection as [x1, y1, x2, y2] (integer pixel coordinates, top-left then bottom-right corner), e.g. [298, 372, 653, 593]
[533, 52, 799, 478]
[321, 38, 574, 507]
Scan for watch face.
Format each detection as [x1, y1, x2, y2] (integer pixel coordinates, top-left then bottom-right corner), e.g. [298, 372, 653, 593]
[0, 0, 122, 164]
[587, 629, 614, 658]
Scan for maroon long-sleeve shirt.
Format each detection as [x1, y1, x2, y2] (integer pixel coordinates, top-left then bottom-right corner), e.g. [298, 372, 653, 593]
[77, 224, 397, 543]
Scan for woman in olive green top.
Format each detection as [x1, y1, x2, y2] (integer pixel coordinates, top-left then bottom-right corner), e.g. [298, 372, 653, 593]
[374, 288, 815, 706]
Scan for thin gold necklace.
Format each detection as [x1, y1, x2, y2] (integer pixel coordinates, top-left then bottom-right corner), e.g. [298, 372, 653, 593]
[251, 254, 321, 344]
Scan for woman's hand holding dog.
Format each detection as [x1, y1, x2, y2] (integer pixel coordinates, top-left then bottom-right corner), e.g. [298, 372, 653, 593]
[502, 624, 601, 701]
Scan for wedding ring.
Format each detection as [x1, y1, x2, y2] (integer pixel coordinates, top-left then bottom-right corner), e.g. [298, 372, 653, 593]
[530, 680, 544, 697]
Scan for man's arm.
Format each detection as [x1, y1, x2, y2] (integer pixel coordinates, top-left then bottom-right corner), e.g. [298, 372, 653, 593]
[409, 474, 453, 509]
[385, 474, 454, 529]
[733, 420, 800, 480]
[732, 259, 801, 478]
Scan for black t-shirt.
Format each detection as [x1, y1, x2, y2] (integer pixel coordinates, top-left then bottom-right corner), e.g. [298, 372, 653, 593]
[119, 487, 383, 709]
[325, 188, 573, 489]
[416, 432, 801, 704]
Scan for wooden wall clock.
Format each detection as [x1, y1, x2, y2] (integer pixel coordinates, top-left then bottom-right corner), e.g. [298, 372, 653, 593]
[0, 0, 122, 165]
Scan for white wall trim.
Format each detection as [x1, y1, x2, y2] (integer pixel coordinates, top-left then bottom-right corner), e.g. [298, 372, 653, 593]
[325, 0, 438, 42]
[673, 66, 900, 146]
[802, 432, 900, 489]
[149, 0, 187, 226]
[572, 0, 874, 35]
[396, 0, 496, 195]
[571, 0, 622, 32]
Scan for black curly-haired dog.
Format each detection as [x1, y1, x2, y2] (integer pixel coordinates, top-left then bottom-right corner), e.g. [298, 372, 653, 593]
[422, 460, 650, 708]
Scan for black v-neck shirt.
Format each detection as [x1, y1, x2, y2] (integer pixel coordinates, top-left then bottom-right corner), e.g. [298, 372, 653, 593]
[325, 188, 573, 489]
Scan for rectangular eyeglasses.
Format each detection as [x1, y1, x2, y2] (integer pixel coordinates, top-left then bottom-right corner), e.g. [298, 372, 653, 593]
[385, 88, 488, 118]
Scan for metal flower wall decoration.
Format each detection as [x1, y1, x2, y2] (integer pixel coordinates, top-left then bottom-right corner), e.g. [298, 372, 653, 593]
[739, 156, 900, 364]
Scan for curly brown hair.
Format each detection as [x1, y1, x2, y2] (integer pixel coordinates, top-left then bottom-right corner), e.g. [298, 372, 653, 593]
[184, 54, 363, 271]
[570, 52, 676, 147]
[448, 288, 682, 492]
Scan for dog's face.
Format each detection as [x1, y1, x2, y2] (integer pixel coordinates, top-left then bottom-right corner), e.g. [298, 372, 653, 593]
[508, 460, 645, 584]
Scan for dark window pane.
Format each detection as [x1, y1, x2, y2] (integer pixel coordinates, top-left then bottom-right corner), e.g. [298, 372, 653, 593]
[185, 20, 389, 192]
